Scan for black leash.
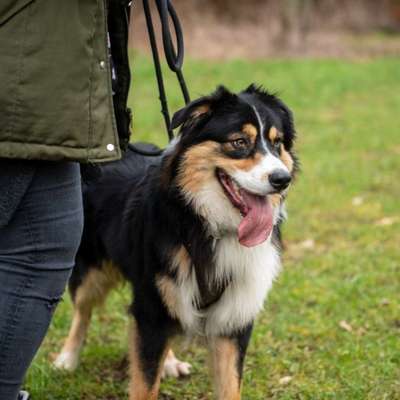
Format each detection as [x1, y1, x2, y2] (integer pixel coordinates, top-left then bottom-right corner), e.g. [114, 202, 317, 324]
[129, 0, 190, 156]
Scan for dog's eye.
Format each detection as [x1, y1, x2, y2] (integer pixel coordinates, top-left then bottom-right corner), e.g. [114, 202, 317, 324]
[232, 138, 248, 149]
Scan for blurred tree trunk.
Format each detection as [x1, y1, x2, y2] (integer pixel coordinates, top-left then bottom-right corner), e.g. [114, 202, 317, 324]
[280, 0, 313, 49]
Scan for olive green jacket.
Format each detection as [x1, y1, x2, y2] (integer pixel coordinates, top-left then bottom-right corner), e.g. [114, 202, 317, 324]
[0, 0, 122, 162]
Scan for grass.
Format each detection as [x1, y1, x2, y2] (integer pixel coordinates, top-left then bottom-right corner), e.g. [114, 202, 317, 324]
[26, 55, 400, 399]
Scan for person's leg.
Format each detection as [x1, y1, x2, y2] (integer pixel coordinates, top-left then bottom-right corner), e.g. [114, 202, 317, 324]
[0, 161, 83, 400]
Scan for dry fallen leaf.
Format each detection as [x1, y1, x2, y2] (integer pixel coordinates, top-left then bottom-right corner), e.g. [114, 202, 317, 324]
[356, 327, 367, 336]
[279, 376, 293, 385]
[339, 320, 353, 332]
[352, 196, 364, 206]
[299, 239, 315, 250]
[379, 298, 390, 306]
[375, 217, 398, 226]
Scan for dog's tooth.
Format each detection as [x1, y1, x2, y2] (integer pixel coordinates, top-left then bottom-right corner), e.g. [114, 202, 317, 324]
[233, 181, 242, 198]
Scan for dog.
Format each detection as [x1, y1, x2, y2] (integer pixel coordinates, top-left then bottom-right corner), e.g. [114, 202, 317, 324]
[54, 85, 298, 399]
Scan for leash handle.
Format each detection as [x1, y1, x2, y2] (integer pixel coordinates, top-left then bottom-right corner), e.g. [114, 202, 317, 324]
[129, 0, 191, 155]
[143, 0, 191, 135]
[143, 0, 173, 141]
[154, 0, 190, 104]
[155, 0, 183, 72]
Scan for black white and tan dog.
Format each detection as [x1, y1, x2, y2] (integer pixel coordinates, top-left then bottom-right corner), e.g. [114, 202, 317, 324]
[54, 85, 298, 399]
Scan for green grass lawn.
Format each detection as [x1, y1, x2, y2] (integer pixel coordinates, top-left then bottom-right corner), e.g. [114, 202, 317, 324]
[26, 55, 400, 399]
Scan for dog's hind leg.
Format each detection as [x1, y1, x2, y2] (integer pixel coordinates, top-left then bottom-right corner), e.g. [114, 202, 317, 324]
[161, 348, 191, 379]
[54, 261, 122, 371]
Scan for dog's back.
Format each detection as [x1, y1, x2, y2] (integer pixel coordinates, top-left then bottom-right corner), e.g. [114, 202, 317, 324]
[69, 143, 162, 300]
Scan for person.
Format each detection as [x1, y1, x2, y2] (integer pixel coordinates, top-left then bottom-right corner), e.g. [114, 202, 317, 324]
[0, 2, 132, 399]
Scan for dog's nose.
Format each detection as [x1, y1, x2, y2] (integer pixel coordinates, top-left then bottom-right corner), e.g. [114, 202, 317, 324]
[269, 169, 291, 191]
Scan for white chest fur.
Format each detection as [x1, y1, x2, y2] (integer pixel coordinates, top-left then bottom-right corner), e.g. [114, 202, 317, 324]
[174, 235, 281, 336]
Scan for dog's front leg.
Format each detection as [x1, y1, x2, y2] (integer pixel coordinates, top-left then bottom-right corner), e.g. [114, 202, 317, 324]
[128, 317, 171, 400]
[209, 324, 253, 400]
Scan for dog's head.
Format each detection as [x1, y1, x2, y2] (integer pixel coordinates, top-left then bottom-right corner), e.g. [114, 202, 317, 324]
[166, 85, 298, 247]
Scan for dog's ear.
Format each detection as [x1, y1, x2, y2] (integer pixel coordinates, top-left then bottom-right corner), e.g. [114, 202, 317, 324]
[244, 83, 258, 94]
[171, 86, 235, 130]
[170, 97, 211, 130]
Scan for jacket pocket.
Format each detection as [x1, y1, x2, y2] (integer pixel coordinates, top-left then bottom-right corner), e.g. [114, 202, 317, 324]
[0, 0, 35, 26]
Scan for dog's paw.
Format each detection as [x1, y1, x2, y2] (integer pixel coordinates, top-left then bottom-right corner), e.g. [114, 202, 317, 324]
[53, 351, 79, 371]
[162, 351, 191, 379]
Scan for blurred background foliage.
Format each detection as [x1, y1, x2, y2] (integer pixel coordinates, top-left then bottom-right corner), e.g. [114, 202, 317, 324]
[129, 0, 400, 59]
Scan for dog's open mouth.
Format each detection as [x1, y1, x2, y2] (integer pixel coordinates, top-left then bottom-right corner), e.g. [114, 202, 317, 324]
[216, 169, 273, 247]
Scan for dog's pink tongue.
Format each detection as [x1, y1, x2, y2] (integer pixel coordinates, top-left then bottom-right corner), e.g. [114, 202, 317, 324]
[238, 191, 273, 247]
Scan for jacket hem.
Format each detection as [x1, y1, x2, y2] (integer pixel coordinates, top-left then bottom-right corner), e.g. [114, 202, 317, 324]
[0, 141, 121, 163]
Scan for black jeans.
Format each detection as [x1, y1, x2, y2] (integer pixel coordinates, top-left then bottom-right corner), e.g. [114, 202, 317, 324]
[0, 162, 83, 400]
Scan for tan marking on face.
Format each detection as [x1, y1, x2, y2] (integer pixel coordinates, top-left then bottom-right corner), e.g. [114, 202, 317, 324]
[217, 151, 263, 174]
[156, 275, 179, 319]
[210, 337, 241, 400]
[268, 126, 280, 142]
[128, 320, 168, 400]
[177, 141, 220, 194]
[178, 140, 264, 197]
[269, 193, 282, 208]
[242, 123, 258, 143]
[57, 262, 122, 366]
[280, 145, 294, 172]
